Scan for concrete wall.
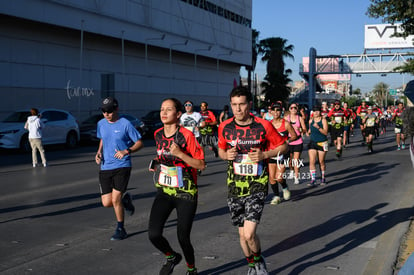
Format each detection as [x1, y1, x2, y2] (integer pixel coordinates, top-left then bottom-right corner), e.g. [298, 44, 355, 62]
[0, 0, 251, 121]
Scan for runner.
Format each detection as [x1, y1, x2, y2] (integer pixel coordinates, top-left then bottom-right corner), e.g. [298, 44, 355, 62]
[327, 100, 347, 158]
[356, 100, 369, 145]
[262, 105, 274, 121]
[392, 102, 406, 150]
[95, 97, 143, 240]
[268, 102, 297, 205]
[199, 101, 219, 157]
[371, 104, 383, 138]
[285, 102, 307, 184]
[342, 102, 355, 147]
[148, 98, 205, 275]
[180, 100, 205, 143]
[307, 105, 329, 186]
[362, 106, 378, 153]
[217, 86, 287, 275]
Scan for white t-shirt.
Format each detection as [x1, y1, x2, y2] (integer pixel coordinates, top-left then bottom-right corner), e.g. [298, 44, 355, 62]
[180, 112, 204, 138]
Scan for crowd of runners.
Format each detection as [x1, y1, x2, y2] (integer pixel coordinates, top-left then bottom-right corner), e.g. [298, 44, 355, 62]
[94, 89, 410, 275]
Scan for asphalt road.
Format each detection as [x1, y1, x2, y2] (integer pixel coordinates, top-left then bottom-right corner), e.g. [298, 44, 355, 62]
[0, 131, 413, 275]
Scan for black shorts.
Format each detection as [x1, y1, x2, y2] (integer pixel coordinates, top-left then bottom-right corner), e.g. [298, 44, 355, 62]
[289, 143, 303, 154]
[308, 140, 326, 151]
[331, 127, 344, 140]
[365, 126, 376, 136]
[99, 167, 132, 195]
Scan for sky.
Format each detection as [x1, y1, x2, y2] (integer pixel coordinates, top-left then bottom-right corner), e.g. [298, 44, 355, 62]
[248, 0, 414, 94]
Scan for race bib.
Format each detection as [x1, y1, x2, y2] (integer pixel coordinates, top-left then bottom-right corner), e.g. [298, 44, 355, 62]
[233, 154, 263, 176]
[317, 141, 329, 152]
[334, 116, 342, 124]
[158, 164, 183, 188]
[367, 118, 375, 127]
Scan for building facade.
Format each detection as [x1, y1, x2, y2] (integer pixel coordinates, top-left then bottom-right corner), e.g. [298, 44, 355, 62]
[0, 0, 252, 120]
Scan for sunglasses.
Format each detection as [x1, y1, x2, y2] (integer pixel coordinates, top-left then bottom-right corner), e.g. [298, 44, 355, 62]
[184, 103, 192, 107]
[290, 106, 297, 110]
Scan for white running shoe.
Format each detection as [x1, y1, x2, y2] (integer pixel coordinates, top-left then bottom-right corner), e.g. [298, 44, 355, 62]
[270, 196, 281, 205]
[288, 170, 294, 179]
[283, 188, 291, 200]
[255, 257, 268, 275]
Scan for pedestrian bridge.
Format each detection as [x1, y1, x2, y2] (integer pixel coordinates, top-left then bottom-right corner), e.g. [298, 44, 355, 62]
[300, 52, 414, 75]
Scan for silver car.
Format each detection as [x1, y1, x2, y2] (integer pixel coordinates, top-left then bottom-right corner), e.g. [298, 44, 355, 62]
[0, 109, 80, 152]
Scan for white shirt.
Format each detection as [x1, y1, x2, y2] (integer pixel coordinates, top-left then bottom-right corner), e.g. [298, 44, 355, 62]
[180, 112, 204, 138]
[25, 115, 44, 139]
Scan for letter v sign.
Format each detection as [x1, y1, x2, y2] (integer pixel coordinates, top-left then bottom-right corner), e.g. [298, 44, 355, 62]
[367, 25, 398, 38]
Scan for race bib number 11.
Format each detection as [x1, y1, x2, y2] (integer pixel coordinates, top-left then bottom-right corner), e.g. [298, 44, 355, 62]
[233, 154, 263, 176]
[158, 165, 184, 188]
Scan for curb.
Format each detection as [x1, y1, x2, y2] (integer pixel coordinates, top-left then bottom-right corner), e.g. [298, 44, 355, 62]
[394, 219, 414, 273]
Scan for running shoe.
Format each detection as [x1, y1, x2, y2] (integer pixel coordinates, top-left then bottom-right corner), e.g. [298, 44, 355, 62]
[255, 257, 268, 275]
[307, 180, 316, 187]
[320, 178, 327, 185]
[288, 170, 294, 179]
[110, 227, 127, 241]
[270, 196, 281, 205]
[186, 268, 198, 275]
[294, 177, 300, 185]
[160, 253, 182, 275]
[397, 146, 401, 151]
[282, 188, 291, 200]
[247, 265, 257, 275]
[402, 144, 406, 150]
[336, 151, 340, 158]
[122, 192, 135, 216]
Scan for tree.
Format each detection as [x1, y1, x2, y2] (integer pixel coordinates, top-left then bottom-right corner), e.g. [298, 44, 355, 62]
[353, 88, 361, 95]
[246, 29, 260, 96]
[371, 82, 389, 107]
[367, 0, 414, 38]
[258, 37, 294, 103]
[367, 0, 414, 74]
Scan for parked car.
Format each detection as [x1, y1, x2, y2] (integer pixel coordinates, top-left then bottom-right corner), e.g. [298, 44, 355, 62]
[79, 113, 148, 142]
[141, 110, 162, 137]
[0, 109, 80, 152]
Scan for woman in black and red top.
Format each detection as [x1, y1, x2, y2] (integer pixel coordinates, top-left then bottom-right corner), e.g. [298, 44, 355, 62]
[268, 102, 297, 205]
[148, 98, 205, 275]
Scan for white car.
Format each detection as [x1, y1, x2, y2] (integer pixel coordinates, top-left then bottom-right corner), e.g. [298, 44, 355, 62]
[0, 109, 80, 151]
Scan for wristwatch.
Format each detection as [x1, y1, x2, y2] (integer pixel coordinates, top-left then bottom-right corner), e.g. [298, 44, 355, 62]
[127, 148, 132, 155]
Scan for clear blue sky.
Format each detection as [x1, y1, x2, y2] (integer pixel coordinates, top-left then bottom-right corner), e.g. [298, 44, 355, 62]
[248, 0, 414, 93]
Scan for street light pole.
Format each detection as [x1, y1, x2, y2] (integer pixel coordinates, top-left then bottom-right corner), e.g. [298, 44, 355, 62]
[216, 51, 233, 96]
[194, 45, 212, 93]
[169, 40, 189, 93]
[145, 34, 165, 93]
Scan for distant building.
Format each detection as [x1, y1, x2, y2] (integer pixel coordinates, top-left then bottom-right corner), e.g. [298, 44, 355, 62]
[0, 0, 252, 120]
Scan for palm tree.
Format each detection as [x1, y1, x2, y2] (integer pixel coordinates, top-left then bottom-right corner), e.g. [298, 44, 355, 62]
[246, 29, 260, 95]
[372, 82, 389, 107]
[258, 37, 294, 103]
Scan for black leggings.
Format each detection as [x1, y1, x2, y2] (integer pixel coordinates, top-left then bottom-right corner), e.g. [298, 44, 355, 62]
[148, 192, 197, 265]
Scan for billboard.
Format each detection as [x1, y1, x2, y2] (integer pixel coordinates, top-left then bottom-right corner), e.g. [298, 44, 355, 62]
[302, 57, 351, 81]
[365, 24, 414, 49]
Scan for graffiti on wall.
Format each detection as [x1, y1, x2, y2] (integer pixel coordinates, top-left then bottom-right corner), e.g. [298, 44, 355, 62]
[66, 80, 95, 100]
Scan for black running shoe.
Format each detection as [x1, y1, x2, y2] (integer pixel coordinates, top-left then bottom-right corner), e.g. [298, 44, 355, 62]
[122, 192, 135, 216]
[110, 227, 127, 241]
[159, 253, 182, 275]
